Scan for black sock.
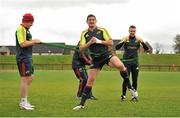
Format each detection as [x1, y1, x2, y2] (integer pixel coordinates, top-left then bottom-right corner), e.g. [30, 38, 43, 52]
[122, 81, 127, 96]
[87, 90, 93, 98]
[120, 71, 132, 89]
[80, 86, 92, 106]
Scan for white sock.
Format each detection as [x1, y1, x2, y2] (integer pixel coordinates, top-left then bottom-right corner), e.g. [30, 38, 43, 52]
[21, 97, 27, 103]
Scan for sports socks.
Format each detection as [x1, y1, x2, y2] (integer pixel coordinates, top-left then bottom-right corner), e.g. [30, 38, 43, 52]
[120, 71, 132, 96]
[80, 86, 92, 106]
[21, 97, 27, 103]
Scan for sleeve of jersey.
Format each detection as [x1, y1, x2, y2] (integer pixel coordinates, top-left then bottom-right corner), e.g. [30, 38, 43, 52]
[136, 36, 143, 43]
[80, 31, 86, 46]
[141, 42, 149, 50]
[115, 38, 125, 50]
[16, 26, 26, 45]
[101, 28, 111, 41]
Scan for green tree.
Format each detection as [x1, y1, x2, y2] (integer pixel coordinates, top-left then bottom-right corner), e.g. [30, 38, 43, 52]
[174, 34, 180, 53]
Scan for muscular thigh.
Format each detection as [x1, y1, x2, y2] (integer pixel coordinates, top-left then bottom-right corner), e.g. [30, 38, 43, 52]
[86, 69, 100, 86]
[108, 56, 125, 71]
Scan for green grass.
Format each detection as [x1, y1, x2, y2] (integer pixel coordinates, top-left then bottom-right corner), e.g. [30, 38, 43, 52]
[1, 54, 180, 65]
[0, 71, 180, 117]
[0, 55, 72, 64]
[139, 54, 180, 65]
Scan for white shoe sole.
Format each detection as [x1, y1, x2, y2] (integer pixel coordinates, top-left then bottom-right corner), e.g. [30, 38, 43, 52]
[20, 106, 34, 110]
[73, 106, 85, 110]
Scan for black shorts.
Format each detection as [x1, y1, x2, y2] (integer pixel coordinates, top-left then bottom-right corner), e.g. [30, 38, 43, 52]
[90, 52, 113, 69]
[124, 63, 139, 73]
[17, 59, 34, 77]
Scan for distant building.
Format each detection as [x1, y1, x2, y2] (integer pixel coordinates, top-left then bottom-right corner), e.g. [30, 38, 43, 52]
[0, 46, 11, 55]
[0, 43, 69, 55]
[33, 43, 65, 55]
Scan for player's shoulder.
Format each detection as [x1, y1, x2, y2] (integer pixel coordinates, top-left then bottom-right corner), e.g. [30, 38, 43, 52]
[16, 25, 25, 32]
[135, 36, 143, 40]
[81, 29, 88, 34]
[16, 25, 22, 31]
[97, 27, 108, 32]
[121, 36, 129, 42]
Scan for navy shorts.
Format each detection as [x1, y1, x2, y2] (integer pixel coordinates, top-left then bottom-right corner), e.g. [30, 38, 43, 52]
[90, 52, 113, 69]
[17, 59, 34, 77]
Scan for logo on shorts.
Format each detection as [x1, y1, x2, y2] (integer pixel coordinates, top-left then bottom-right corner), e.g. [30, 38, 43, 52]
[26, 70, 31, 75]
[90, 63, 94, 67]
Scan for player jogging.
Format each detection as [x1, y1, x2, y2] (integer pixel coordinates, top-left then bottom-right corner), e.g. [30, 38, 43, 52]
[116, 25, 149, 101]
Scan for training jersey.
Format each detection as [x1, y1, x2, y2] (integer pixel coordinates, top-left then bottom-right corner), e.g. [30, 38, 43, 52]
[116, 36, 148, 64]
[72, 47, 91, 69]
[15, 24, 33, 62]
[80, 27, 111, 58]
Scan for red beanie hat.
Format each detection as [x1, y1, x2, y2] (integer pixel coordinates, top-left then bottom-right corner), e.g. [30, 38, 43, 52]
[22, 13, 34, 23]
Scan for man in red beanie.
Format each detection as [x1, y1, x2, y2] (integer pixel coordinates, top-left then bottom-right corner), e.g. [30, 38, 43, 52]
[16, 13, 41, 110]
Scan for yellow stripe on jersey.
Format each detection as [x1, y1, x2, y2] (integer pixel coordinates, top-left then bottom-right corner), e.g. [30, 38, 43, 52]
[98, 27, 111, 41]
[119, 36, 129, 44]
[16, 25, 26, 45]
[80, 29, 88, 46]
[135, 36, 143, 43]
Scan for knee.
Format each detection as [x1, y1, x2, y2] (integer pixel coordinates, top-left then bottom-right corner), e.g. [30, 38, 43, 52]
[121, 66, 127, 72]
[27, 80, 32, 86]
[27, 77, 33, 86]
[86, 77, 95, 86]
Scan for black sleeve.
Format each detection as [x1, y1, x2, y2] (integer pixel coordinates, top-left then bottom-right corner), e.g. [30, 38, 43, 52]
[115, 42, 125, 50]
[141, 42, 149, 51]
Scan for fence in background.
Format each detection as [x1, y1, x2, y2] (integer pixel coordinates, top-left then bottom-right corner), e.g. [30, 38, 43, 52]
[0, 63, 180, 72]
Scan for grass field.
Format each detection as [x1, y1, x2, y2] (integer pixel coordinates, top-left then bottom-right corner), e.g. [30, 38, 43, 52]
[1, 54, 180, 65]
[0, 71, 180, 117]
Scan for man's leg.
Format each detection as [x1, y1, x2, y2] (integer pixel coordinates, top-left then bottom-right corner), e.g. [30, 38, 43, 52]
[20, 77, 28, 103]
[120, 64, 131, 100]
[109, 56, 131, 89]
[73, 68, 100, 110]
[108, 56, 137, 98]
[19, 76, 34, 110]
[19, 61, 34, 110]
[74, 68, 84, 97]
[132, 64, 139, 90]
[80, 69, 100, 105]
[131, 64, 139, 101]
[81, 67, 97, 100]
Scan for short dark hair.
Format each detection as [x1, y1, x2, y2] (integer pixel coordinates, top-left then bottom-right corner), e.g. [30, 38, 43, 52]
[86, 14, 96, 21]
[129, 25, 136, 29]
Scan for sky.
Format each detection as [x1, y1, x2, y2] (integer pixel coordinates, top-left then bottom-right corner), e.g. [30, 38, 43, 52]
[0, 0, 180, 53]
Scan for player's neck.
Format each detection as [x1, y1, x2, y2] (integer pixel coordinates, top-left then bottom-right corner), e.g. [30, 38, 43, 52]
[88, 26, 97, 31]
[129, 35, 135, 39]
[21, 23, 28, 29]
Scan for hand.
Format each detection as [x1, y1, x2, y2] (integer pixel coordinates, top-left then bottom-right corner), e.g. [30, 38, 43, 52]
[92, 37, 102, 44]
[33, 39, 41, 44]
[95, 37, 102, 44]
[90, 37, 97, 44]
